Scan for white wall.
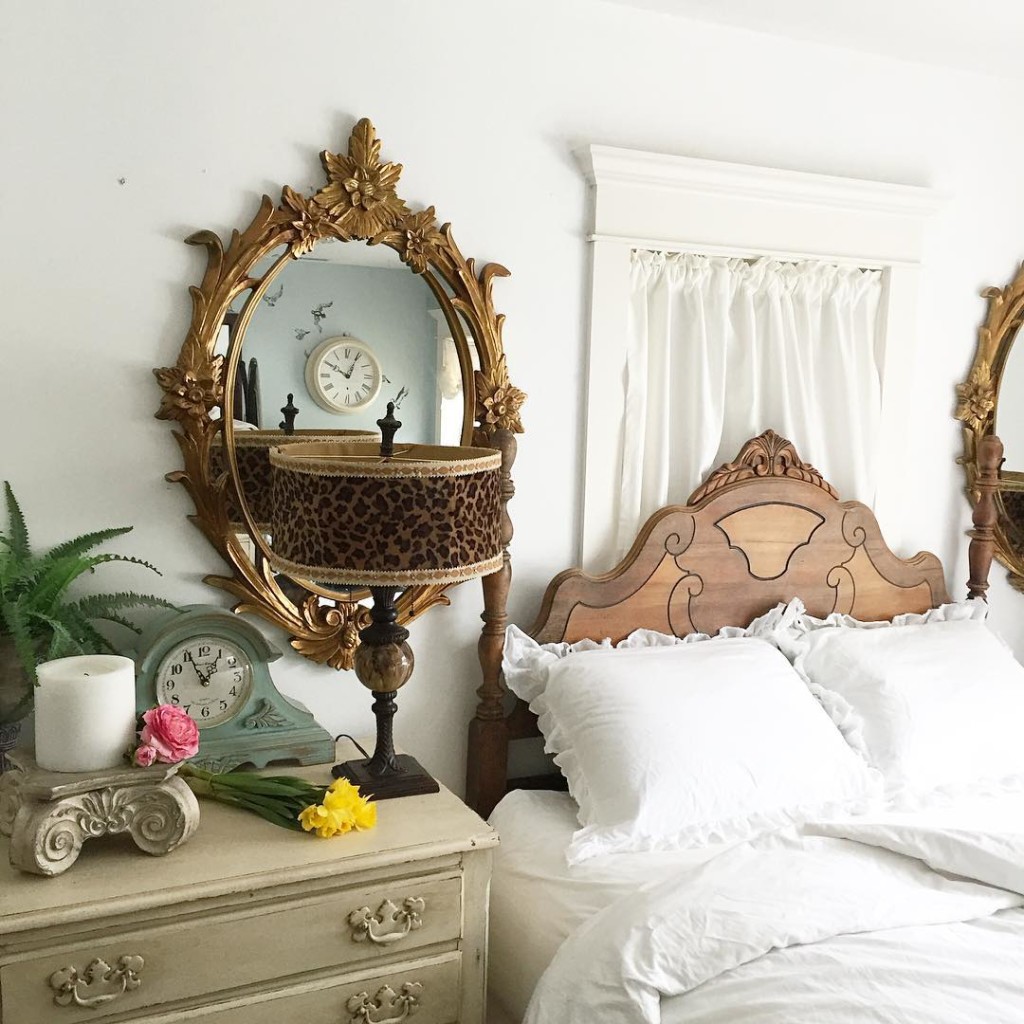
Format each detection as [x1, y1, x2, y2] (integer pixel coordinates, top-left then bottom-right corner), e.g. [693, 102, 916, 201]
[4, 0, 1024, 795]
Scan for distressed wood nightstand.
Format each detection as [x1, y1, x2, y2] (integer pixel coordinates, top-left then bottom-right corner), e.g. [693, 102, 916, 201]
[0, 740, 498, 1024]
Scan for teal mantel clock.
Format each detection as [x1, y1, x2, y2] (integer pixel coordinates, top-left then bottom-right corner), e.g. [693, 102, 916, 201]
[134, 606, 334, 772]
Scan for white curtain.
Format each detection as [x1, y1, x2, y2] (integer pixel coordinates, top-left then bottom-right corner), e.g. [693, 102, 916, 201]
[617, 251, 883, 556]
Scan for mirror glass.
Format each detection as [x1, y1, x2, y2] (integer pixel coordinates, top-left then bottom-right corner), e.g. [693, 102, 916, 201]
[999, 342, 1024, 470]
[231, 239, 465, 443]
[217, 237, 472, 598]
[997, 341, 1024, 555]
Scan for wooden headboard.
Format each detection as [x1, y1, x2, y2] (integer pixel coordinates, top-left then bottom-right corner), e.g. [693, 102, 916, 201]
[465, 429, 1004, 817]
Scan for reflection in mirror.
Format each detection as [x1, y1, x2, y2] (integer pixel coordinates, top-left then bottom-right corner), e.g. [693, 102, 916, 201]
[232, 239, 465, 446]
[996, 339, 1024, 559]
[999, 341, 1024, 470]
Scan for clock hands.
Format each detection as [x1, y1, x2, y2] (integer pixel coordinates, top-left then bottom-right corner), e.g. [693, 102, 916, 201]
[184, 648, 215, 687]
[325, 357, 359, 380]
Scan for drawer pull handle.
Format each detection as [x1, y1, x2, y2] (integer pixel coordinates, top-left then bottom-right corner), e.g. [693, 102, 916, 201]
[348, 897, 425, 945]
[347, 981, 422, 1024]
[49, 955, 145, 1009]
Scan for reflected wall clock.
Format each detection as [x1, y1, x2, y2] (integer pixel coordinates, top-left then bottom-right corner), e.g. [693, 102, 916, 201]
[304, 336, 383, 413]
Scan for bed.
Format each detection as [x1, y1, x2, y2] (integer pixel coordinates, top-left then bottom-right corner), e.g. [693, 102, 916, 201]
[466, 429, 1019, 1024]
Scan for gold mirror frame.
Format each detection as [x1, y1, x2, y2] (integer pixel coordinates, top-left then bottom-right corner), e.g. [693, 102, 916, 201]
[155, 118, 525, 669]
[955, 259, 1023, 588]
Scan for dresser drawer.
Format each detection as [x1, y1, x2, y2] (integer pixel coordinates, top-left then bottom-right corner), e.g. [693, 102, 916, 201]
[159, 954, 461, 1024]
[1, 874, 462, 1023]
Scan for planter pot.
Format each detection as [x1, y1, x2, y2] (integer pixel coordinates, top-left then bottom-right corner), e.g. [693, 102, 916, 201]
[0, 640, 32, 774]
[0, 720, 21, 774]
[0, 640, 32, 719]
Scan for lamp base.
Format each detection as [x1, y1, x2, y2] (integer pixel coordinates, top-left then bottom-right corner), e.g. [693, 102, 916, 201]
[332, 754, 440, 800]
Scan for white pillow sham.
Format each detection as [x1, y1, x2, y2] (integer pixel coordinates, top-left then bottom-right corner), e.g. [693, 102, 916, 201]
[777, 600, 1024, 805]
[503, 622, 880, 864]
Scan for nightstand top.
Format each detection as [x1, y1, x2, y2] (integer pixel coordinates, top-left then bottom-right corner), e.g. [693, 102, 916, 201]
[0, 740, 496, 937]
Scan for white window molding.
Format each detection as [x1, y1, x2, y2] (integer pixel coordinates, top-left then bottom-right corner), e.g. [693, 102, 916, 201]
[577, 145, 943, 571]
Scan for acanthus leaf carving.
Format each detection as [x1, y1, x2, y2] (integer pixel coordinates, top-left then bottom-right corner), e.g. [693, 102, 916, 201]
[475, 354, 526, 434]
[688, 430, 838, 504]
[314, 119, 409, 238]
[243, 698, 289, 730]
[955, 359, 996, 434]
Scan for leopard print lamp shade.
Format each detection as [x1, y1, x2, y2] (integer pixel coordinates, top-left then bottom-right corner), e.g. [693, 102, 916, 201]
[267, 441, 504, 586]
[212, 429, 379, 529]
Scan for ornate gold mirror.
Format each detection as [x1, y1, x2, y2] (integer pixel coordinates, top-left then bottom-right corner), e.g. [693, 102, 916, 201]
[155, 118, 525, 668]
[956, 260, 1024, 588]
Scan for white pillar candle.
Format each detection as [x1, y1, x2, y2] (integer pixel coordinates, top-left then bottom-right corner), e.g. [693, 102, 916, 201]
[34, 655, 137, 773]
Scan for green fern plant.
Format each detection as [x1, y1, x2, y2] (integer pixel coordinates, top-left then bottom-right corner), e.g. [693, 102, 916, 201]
[0, 482, 176, 725]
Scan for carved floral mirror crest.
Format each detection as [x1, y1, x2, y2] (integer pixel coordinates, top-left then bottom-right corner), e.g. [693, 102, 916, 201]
[155, 118, 524, 669]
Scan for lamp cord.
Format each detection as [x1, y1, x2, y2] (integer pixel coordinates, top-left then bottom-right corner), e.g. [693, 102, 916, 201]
[334, 733, 369, 759]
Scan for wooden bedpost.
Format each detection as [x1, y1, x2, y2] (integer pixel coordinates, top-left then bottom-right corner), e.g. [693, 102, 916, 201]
[967, 433, 1004, 601]
[467, 427, 515, 818]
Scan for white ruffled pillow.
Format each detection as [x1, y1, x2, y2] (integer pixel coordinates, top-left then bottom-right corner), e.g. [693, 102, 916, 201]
[503, 613, 880, 864]
[777, 599, 1024, 806]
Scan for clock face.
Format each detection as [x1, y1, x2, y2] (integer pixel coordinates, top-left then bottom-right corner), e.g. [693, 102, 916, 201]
[305, 337, 383, 414]
[155, 636, 253, 729]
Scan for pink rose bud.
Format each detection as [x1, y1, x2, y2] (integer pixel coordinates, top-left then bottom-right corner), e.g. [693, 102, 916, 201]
[140, 705, 201, 764]
[133, 744, 158, 767]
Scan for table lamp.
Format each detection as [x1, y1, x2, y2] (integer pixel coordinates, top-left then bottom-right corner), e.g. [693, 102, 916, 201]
[267, 405, 503, 798]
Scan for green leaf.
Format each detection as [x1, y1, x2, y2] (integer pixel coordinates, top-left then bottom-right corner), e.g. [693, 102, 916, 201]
[0, 489, 170, 698]
[0, 602, 38, 684]
[1, 483, 29, 560]
[43, 527, 135, 565]
[66, 592, 177, 624]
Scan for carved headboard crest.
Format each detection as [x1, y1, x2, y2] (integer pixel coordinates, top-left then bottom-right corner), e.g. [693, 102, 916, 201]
[689, 430, 838, 504]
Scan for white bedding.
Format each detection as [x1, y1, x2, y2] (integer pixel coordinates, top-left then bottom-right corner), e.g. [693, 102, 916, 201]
[493, 790, 1024, 1024]
[489, 791, 737, 1020]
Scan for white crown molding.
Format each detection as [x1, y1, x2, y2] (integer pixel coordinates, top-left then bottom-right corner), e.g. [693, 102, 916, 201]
[576, 145, 944, 219]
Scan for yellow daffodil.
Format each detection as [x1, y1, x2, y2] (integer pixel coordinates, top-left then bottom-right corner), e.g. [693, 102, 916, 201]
[298, 779, 377, 838]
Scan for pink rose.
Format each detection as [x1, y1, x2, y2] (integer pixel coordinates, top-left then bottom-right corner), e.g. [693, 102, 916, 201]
[140, 706, 200, 763]
[133, 744, 158, 767]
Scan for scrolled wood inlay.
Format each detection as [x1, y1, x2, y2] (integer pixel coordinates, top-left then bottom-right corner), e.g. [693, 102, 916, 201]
[49, 955, 145, 1009]
[346, 981, 423, 1023]
[347, 896, 425, 945]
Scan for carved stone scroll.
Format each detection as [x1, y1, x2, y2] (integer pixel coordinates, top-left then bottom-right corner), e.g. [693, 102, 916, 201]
[5, 753, 198, 877]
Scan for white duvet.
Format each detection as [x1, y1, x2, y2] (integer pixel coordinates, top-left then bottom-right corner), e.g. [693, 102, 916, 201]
[524, 806, 1024, 1023]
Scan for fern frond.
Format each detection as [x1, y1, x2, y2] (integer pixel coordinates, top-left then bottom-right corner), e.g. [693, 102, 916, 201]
[43, 527, 134, 565]
[1, 483, 29, 560]
[0, 602, 40, 684]
[56, 606, 119, 656]
[26, 610, 84, 661]
[1, 492, 168, 686]
[67, 592, 177, 620]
